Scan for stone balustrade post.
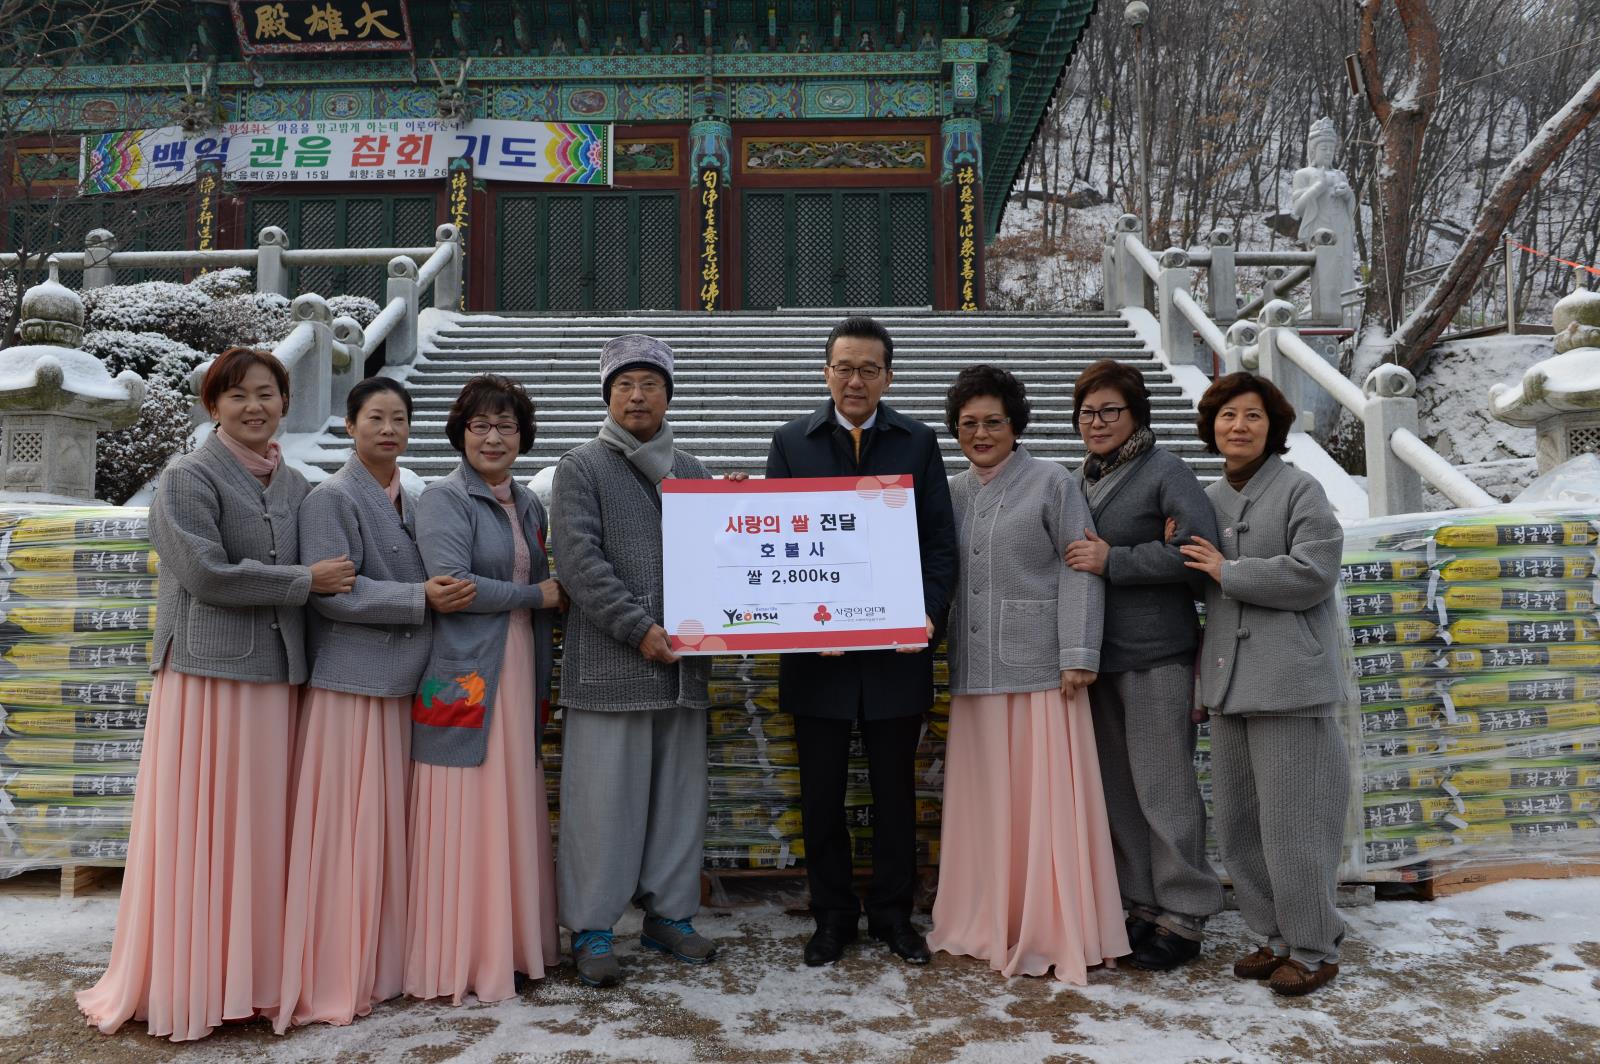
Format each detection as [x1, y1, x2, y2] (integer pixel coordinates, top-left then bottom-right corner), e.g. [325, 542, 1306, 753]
[1113, 214, 1148, 311]
[257, 226, 289, 297]
[1205, 229, 1237, 323]
[1224, 319, 1259, 375]
[1265, 265, 1290, 308]
[432, 223, 462, 311]
[385, 256, 419, 366]
[1255, 299, 1298, 425]
[330, 316, 365, 416]
[1102, 229, 1120, 310]
[1310, 228, 1342, 325]
[1363, 365, 1425, 517]
[285, 294, 332, 434]
[1155, 247, 1194, 366]
[82, 229, 116, 290]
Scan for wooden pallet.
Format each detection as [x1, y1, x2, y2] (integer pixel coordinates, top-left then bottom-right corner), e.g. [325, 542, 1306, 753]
[1418, 859, 1600, 900]
[0, 865, 123, 899]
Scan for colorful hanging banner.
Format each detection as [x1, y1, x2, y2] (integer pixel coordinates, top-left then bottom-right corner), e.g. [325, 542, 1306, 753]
[81, 119, 611, 194]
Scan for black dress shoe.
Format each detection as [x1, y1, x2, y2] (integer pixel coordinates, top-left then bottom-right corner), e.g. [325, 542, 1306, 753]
[1131, 927, 1202, 972]
[1125, 916, 1158, 953]
[869, 920, 931, 965]
[804, 922, 857, 967]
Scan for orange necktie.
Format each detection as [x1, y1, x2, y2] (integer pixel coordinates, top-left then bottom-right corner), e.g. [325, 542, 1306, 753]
[850, 426, 863, 462]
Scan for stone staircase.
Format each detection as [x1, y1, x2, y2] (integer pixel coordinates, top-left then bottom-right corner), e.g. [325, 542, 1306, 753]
[305, 311, 1223, 483]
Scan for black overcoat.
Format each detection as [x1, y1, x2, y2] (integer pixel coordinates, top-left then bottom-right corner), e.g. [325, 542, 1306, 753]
[764, 400, 958, 720]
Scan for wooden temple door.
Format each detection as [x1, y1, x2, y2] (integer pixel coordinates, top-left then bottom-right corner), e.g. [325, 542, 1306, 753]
[739, 188, 933, 309]
[495, 190, 679, 312]
[247, 192, 437, 303]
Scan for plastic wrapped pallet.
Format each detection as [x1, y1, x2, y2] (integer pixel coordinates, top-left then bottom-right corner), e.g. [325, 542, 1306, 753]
[1340, 508, 1600, 881]
[0, 506, 157, 874]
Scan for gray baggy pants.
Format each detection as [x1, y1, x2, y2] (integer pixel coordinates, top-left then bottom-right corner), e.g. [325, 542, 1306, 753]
[556, 704, 707, 932]
[1089, 662, 1223, 938]
[1209, 711, 1350, 968]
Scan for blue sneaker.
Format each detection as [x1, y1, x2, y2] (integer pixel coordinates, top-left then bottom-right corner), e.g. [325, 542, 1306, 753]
[573, 929, 621, 987]
[641, 915, 717, 964]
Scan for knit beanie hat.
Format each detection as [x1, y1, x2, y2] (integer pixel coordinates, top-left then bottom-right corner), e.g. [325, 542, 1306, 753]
[600, 334, 675, 401]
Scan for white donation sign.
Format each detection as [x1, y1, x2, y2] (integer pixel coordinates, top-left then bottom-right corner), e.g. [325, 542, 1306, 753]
[661, 475, 928, 654]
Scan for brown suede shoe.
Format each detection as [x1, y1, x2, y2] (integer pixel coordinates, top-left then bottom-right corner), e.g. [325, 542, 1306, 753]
[1232, 946, 1288, 980]
[1268, 958, 1339, 996]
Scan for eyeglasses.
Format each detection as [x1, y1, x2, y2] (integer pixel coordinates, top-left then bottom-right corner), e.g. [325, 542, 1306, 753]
[827, 363, 885, 381]
[1077, 405, 1127, 425]
[613, 379, 665, 396]
[466, 419, 520, 437]
[956, 416, 1011, 437]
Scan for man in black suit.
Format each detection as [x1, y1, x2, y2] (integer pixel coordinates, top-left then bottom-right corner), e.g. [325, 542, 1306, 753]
[765, 315, 957, 967]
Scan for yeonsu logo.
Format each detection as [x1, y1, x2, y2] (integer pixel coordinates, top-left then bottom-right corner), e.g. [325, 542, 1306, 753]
[813, 604, 833, 624]
[722, 608, 780, 628]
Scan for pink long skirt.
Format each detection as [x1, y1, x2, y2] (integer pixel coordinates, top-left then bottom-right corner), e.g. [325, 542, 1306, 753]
[403, 619, 560, 1004]
[275, 689, 411, 1032]
[76, 669, 296, 1042]
[928, 689, 1129, 984]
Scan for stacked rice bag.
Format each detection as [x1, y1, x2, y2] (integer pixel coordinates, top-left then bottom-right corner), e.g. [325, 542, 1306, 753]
[0, 506, 156, 874]
[1343, 510, 1600, 878]
[544, 652, 952, 871]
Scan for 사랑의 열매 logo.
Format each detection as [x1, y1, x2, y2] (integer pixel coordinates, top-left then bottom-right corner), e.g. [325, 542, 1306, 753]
[813, 604, 832, 624]
[722, 608, 780, 628]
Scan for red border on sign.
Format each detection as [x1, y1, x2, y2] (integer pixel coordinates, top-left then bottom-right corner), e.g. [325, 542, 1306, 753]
[670, 627, 928, 653]
[663, 475, 912, 494]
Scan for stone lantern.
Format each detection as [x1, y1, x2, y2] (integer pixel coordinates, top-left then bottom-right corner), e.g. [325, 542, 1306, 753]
[0, 261, 145, 500]
[1489, 279, 1600, 473]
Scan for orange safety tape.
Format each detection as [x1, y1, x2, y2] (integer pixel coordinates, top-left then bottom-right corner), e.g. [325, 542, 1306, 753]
[1509, 240, 1600, 277]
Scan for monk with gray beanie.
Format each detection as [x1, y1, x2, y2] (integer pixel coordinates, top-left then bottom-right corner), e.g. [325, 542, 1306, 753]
[550, 334, 717, 988]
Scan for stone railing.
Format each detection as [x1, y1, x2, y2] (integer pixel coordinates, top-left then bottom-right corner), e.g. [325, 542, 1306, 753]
[4, 224, 460, 435]
[1103, 215, 1494, 517]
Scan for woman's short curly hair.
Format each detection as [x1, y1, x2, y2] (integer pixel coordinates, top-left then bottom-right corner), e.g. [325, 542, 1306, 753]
[1196, 372, 1295, 456]
[1071, 358, 1151, 434]
[944, 364, 1031, 439]
[445, 374, 537, 455]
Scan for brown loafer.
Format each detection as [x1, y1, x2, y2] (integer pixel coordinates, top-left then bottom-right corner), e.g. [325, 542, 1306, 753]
[1232, 946, 1288, 979]
[1268, 958, 1339, 996]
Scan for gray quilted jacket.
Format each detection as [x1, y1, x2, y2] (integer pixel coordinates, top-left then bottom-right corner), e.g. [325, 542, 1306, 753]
[149, 433, 312, 684]
[550, 437, 712, 712]
[1197, 455, 1352, 715]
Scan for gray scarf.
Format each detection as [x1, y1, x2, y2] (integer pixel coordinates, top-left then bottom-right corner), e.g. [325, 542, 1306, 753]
[1082, 425, 1156, 505]
[597, 415, 676, 492]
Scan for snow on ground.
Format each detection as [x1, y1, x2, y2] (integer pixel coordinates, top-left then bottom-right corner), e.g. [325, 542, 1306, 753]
[1, 878, 1595, 1063]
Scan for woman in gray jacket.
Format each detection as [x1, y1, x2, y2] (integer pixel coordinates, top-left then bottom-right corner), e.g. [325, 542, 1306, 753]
[1064, 359, 1223, 972]
[1180, 372, 1351, 997]
[78, 348, 355, 1042]
[927, 365, 1128, 985]
[403, 374, 566, 1006]
[278, 378, 475, 1031]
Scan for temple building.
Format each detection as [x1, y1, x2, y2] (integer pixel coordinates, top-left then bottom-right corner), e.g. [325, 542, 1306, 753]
[3, 1, 1094, 311]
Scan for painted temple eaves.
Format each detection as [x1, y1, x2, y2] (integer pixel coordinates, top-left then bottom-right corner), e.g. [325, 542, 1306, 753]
[1, 1, 1094, 239]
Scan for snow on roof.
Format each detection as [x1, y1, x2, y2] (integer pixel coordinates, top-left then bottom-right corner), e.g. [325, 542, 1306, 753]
[0, 344, 138, 402]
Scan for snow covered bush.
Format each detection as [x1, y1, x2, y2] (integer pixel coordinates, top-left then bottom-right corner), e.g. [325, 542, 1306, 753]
[205, 291, 291, 350]
[81, 281, 213, 349]
[95, 377, 193, 505]
[79, 329, 208, 391]
[327, 294, 380, 326]
[188, 266, 253, 299]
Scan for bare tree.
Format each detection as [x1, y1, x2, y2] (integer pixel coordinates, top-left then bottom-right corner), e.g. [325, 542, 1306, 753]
[1, 0, 185, 338]
[1390, 65, 1600, 367]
